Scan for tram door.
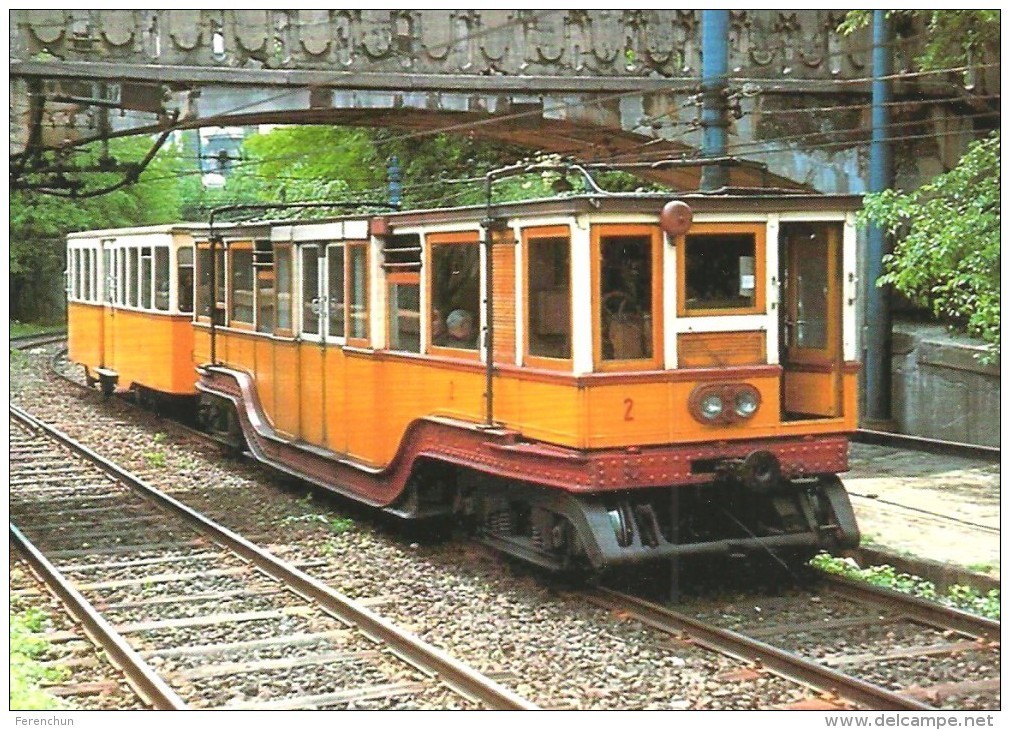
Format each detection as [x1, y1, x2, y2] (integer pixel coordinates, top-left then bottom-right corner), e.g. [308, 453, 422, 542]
[780, 223, 843, 419]
[300, 243, 349, 452]
[299, 245, 325, 446]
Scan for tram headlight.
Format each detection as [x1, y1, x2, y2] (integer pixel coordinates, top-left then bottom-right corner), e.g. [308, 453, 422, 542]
[689, 383, 761, 425]
[699, 393, 724, 420]
[733, 387, 760, 419]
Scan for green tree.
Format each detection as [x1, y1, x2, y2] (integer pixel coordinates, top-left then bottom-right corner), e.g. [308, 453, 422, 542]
[838, 10, 1000, 72]
[841, 11, 1000, 359]
[10, 136, 187, 321]
[862, 132, 999, 357]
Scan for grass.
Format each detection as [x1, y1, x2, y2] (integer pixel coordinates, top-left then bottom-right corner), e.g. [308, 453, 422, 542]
[143, 451, 167, 468]
[10, 608, 68, 710]
[282, 513, 355, 535]
[966, 561, 999, 576]
[810, 553, 1001, 620]
[10, 320, 65, 339]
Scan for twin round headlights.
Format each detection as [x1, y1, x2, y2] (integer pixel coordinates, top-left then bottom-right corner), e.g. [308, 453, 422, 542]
[689, 383, 761, 425]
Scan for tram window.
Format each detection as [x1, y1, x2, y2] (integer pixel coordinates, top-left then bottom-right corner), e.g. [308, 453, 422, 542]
[117, 249, 126, 306]
[327, 245, 345, 339]
[348, 244, 368, 341]
[140, 247, 153, 310]
[74, 250, 80, 300]
[197, 247, 212, 316]
[683, 233, 757, 312]
[230, 247, 254, 324]
[195, 244, 224, 319]
[430, 239, 479, 352]
[301, 246, 320, 336]
[275, 245, 292, 333]
[256, 268, 275, 333]
[91, 249, 98, 301]
[599, 235, 653, 361]
[67, 250, 76, 299]
[154, 247, 170, 311]
[104, 248, 114, 304]
[91, 249, 99, 301]
[127, 248, 139, 308]
[527, 235, 571, 360]
[214, 248, 225, 317]
[387, 277, 420, 353]
[83, 250, 92, 302]
[177, 247, 194, 314]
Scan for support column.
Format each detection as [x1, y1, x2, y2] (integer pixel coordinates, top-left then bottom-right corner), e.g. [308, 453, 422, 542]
[864, 10, 893, 425]
[699, 9, 730, 192]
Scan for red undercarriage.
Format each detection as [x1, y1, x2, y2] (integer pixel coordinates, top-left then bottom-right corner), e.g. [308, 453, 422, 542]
[199, 366, 849, 510]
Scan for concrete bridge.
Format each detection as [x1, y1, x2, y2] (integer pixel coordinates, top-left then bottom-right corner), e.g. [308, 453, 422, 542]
[10, 9, 997, 192]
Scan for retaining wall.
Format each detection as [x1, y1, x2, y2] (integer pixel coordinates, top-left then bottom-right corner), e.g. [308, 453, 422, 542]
[890, 323, 1000, 447]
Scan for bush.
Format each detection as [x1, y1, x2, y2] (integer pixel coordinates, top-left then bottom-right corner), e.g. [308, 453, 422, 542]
[861, 132, 1000, 362]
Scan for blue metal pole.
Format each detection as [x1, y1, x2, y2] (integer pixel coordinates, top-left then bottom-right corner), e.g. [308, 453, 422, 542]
[865, 10, 893, 424]
[699, 9, 730, 191]
[387, 155, 402, 208]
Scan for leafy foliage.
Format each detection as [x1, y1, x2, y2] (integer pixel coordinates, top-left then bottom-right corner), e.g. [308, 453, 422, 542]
[838, 10, 1000, 72]
[838, 11, 1000, 358]
[10, 136, 188, 322]
[10, 608, 68, 710]
[860, 132, 1000, 358]
[185, 125, 665, 221]
[810, 553, 1000, 620]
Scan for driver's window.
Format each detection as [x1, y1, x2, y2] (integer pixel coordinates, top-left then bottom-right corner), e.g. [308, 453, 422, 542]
[428, 231, 480, 355]
[598, 232, 655, 362]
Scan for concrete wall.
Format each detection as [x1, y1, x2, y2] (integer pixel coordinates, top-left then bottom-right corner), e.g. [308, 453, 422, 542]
[890, 323, 1000, 447]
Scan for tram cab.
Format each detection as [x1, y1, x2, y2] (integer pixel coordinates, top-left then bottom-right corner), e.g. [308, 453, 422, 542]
[187, 192, 861, 568]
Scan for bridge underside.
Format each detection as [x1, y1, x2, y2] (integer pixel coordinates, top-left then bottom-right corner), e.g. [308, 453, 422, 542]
[9, 63, 804, 191]
[11, 11, 998, 195]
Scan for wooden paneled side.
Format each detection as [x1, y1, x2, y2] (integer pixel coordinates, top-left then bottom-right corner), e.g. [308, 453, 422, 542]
[97, 310, 196, 394]
[677, 331, 766, 368]
[272, 342, 300, 438]
[67, 302, 104, 372]
[254, 337, 275, 425]
[785, 370, 840, 418]
[492, 232, 516, 365]
[298, 343, 325, 445]
[201, 332, 854, 471]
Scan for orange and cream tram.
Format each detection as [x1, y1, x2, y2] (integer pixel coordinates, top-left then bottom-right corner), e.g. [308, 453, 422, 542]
[67, 190, 862, 570]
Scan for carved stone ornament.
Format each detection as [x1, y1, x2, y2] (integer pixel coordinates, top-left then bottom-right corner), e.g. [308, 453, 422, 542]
[234, 10, 269, 54]
[100, 10, 134, 47]
[299, 10, 332, 57]
[167, 10, 202, 51]
[26, 10, 66, 45]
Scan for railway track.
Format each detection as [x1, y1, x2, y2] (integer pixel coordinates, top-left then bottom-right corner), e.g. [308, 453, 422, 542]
[10, 404, 537, 710]
[853, 429, 1000, 463]
[19, 338, 1001, 710]
[10, 330, 68, 350]
[589, 579, 999, 711]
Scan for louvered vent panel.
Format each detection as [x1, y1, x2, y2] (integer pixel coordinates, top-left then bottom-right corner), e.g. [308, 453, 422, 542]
[382, 234, 421, 272]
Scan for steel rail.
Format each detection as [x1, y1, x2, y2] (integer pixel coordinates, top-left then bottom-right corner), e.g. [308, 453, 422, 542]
[9, 403, 538, 711]
[853, 428, 1000, 462]
[10, 523, 189, 710]
[9, 331, 68, 350]
[820, 573, 1000, 641]
[587, 587, 934, 711]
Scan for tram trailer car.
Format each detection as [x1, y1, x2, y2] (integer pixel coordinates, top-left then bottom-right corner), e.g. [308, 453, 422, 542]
[67, 193, 862, 571]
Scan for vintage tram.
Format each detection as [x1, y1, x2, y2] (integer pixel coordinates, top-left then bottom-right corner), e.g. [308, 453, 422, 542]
[66, 188, 862, 570]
